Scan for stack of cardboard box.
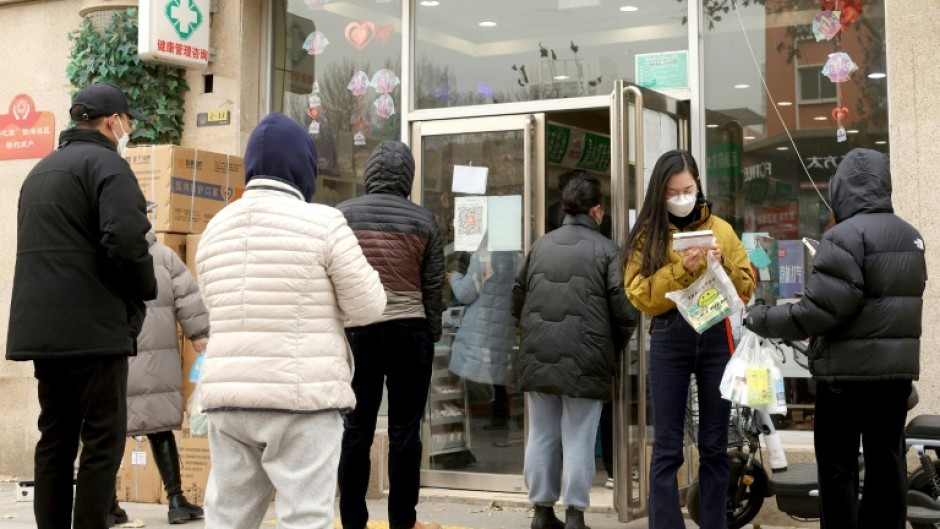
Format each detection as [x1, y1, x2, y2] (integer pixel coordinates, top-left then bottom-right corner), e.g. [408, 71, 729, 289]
[118, 146, 244, 505]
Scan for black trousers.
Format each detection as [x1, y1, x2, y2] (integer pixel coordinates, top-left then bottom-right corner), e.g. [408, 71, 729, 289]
[338, 319, 434, 529]
[33, 356, 128, 529]
[815, 379, 911, 529]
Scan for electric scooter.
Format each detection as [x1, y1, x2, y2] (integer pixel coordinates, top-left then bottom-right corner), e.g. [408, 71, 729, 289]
[687, 339, 940, 528]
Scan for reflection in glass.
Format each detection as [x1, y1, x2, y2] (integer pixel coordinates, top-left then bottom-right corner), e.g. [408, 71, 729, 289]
[414, 1, 689, 109]
[271, 0, 402, 206]
[423, 130, 527, 473]
[704, 0, 889, 430]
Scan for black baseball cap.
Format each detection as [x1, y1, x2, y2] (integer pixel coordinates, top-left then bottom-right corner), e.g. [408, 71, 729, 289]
[70, 83, 148, 121]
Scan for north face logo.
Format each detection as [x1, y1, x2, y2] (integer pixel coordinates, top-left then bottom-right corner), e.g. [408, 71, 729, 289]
[915, 238, 925, 250]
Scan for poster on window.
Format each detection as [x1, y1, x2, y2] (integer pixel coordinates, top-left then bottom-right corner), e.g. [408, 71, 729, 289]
[487, 195, 522, 252]
[454, 196, 487, 251]
[777, 240, 805, 299]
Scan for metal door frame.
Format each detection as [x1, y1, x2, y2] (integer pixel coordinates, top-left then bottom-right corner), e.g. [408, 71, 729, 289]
[610, 80, 691, 522]
[411, 114, 545, 493]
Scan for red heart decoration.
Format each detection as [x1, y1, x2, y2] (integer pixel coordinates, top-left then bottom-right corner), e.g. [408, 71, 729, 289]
[831, 106, 849, 122]
[819, 0, 863, 34]
[345, 21, 376, 50]
[308, 107, 320, 120]
[375, 24, 394, 44]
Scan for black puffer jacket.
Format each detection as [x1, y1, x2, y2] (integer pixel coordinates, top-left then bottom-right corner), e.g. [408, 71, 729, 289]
[6, 128, 156, 360]
[746, 148, 926, 381]
[337, 141, 444, 341]
[511, 214, 638, 400]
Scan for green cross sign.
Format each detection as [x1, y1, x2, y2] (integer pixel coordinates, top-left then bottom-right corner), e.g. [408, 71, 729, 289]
[165, 0, 204, 41]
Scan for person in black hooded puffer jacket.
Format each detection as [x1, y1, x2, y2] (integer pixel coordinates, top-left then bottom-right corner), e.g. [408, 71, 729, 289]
[745, 148, 926, 529]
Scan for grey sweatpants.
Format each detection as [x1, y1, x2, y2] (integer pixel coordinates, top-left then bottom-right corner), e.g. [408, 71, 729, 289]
[204, 410, 344, 529]
[523, 392, 603, 510]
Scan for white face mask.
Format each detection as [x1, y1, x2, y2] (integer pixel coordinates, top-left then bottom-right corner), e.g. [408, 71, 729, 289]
[666, 193, 697, 217]
[111, 117, 130, 157]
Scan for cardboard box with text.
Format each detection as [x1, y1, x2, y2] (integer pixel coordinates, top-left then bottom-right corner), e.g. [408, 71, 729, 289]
[127, 145, 244, 234]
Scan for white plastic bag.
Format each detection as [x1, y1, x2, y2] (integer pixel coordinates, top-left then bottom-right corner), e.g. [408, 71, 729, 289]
[665, 252, 745, 334]
[720, 330, 787, 415]
[186, 353, 208, 436]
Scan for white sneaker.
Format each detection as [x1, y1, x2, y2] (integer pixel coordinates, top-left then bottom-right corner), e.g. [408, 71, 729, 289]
[605, 478, 614, 489]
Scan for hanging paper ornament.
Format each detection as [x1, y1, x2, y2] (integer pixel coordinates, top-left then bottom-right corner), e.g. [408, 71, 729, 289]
[311, 80, 321, 94]
[308, 95, 321, 108]
[375, 24, 394, 45]
[354, 131, 367, 147]
[370, 69, 400, 94]
[305, 0, 328, 9]
[344, 21, 376, 50]
[347, 71, 370, 96]
[820, 0, 862, 33]
[373, 94, 396, 119]
[813, 11, 842, 41]
[307, 107, 320, 120]
[302, 32, 329, 55]
[822, 52, 857, 83]
[308, 121, 320, 135]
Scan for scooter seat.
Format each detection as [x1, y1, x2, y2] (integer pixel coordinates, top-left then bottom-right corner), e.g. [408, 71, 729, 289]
[906, 415, 940, 441]
[770, 463, 821, 519]
[907, 490, 940, 524]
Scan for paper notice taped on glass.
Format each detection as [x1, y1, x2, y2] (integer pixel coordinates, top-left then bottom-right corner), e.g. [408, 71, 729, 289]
[487, 195, 522, 251]
[452, 165, 488, 194]
[454, 196, 488, 251]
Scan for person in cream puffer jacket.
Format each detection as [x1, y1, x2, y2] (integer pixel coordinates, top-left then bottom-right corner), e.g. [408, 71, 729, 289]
[195, 113, 386, 529]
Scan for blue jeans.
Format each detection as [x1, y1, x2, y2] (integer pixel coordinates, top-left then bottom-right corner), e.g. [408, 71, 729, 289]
[338, 319, 434, 529]
[647, 310, 731, 529]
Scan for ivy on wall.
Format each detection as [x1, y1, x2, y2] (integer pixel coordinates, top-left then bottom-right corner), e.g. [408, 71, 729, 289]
[66, 7, 189, 145]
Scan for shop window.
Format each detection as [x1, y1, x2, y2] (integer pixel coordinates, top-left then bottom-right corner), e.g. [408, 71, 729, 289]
[704, 1, 889, 431]
[413, 1, 689, 109]
[797, 65, 837, 103]
[269, 0, 402, 206]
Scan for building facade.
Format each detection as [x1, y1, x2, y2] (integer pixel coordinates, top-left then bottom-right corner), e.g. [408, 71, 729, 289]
[0, 0, 936, 521]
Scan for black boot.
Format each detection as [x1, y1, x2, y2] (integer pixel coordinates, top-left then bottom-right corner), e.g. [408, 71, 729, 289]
[564, 507, 590, 529]
[531, 505, 565, 529]
[108, 494, 129, 526]
[149, 431, 204, 524]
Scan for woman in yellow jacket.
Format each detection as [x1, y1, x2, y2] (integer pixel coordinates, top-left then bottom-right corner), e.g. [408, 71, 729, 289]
[623, 150, 754, 529]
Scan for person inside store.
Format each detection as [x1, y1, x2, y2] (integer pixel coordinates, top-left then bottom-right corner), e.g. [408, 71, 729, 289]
[623, 149, 755, 529]
[744, 148, 926, 529]
[448, 236, 520, 432]
[513, 173, 637, 529]
[195, 113, 387, 529]
[110, 217, 210, 525]
[5, 82, 156, 529]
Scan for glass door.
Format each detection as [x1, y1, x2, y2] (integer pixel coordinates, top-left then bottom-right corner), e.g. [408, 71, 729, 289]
[609, 80, 690, 522]
[412, 115, 545, 493]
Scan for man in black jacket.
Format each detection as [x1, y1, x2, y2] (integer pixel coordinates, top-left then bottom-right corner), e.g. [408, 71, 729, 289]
[6, 83, 156, 529]
[336, 141, 444, 529]
[745, 148, 926, 529]
[512, 173, 637, 529]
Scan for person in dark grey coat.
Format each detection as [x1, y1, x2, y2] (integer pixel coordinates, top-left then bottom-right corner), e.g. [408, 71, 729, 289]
[511, 173, 637, 529]
[111, 231, 210, 525]
[745, 148, 926, 529]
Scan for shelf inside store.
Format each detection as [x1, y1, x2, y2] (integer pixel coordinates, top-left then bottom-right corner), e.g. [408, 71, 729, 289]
[428, 415, 466, 426]
[429, 392, 463, 402]
[431, 369, 451, 380]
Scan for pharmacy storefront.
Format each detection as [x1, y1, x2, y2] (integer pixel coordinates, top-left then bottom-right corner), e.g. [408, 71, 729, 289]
[260, 0, 890, 519]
